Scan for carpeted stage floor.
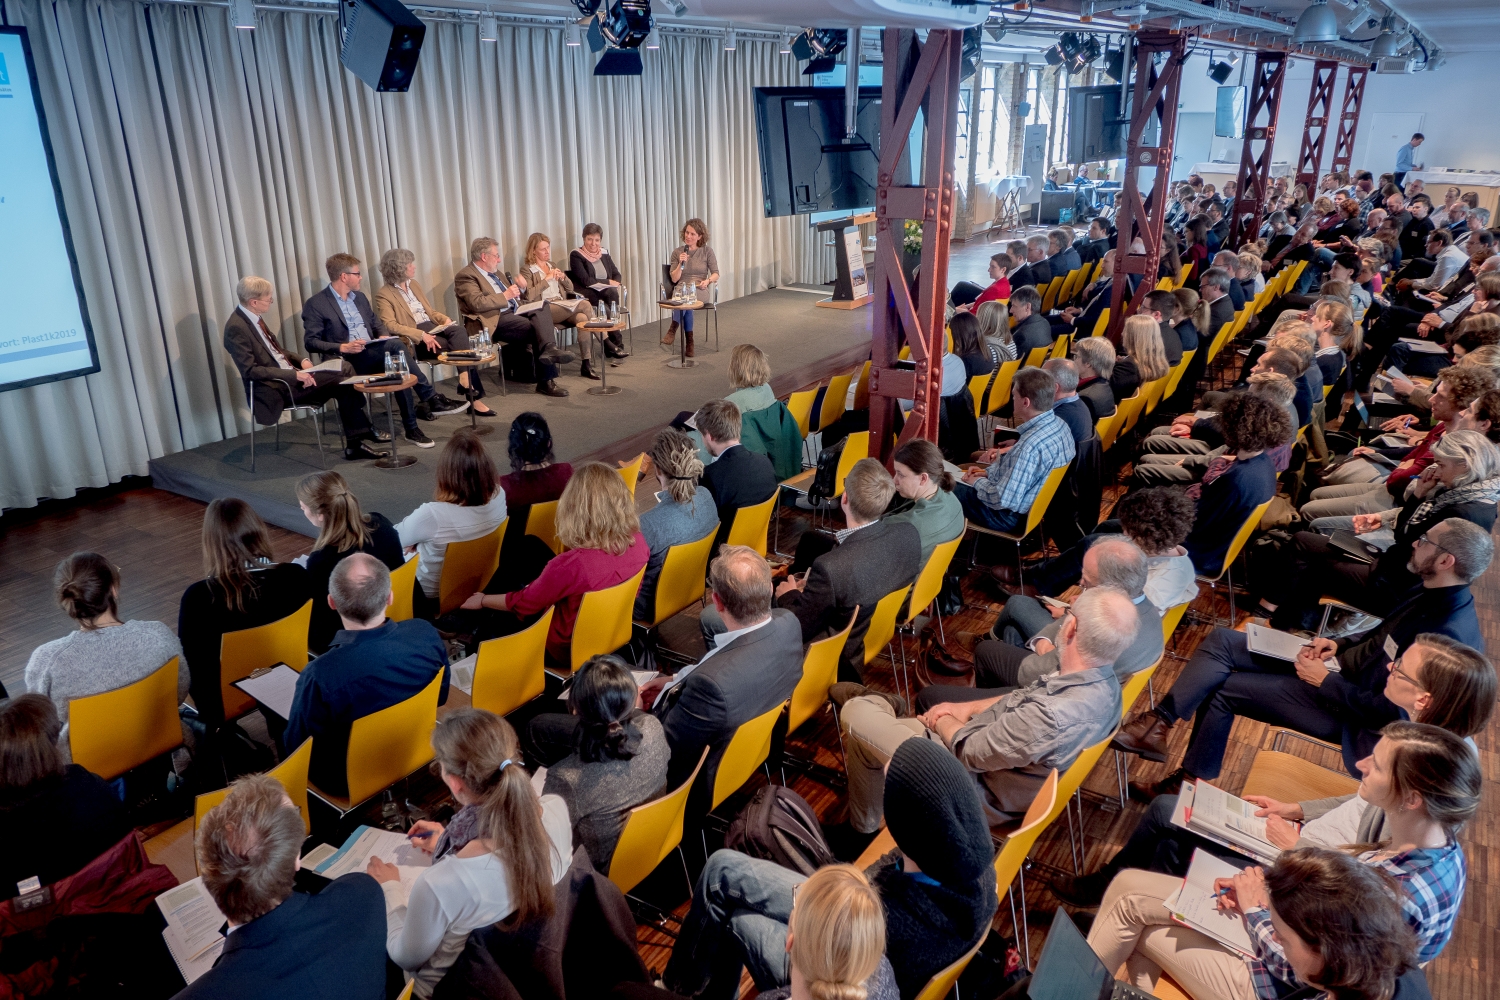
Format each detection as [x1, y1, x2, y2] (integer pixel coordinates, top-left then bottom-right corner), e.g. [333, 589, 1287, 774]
[149, 287, 871, 536]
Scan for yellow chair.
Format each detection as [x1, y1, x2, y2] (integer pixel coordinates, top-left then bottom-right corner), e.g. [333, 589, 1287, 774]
[915, 932, 990, 1000]
[1095, 408, 1126, 452]
[1053, 332, 1073, 360]
[194, 737, 314, 834]
[1161, 599, 1191, 652]
[786, 388, 818, 440]
[891, 536, 963, 701]
[219, 600, 313, 721]
[1047, 725, 1120, 874]
[862, 584, 913, 670]
[991, 768, 1059, 966]
[1176, 263, 1191, 289]
[709, 700, 788, 812]
[1040, 275, 1064, 312]
[1155, 276, 1174, 291]
[438, 521, 506, 615]
[1110, 660, 1162, 805]
[964, 463, 1070, 590]
[815, 372, 854, 433]
[1242, 746, 1359, 801]
[777, 430, 870, 513]
[789, 610, 858, 736]
[1114, 389, 1148, 441]
[616, 453, 645, 496]
[69, 657, 184, 781]
[471, 607, 553, 717]
[1196, 498, 1274, 624]
[851, 360, 873, 411]
[968, 372, 993, 419]
[310, 668, 444, 815]
[725, 492, 778, 557]
[636, 531, 717, 628]
[387, 553, 419, 623]
[571, 566, 647, 672]
[608, 747, 709, 895]
[986, 359, 1022, 414]
[1023, 345, 1049, 369]
[1142, 372, 1171, 415]
[526, 501, 561, 555]
[1091, 306, 1110, 337]
[397, 982, 415, 1000]
[1161, 348, 1196, 402]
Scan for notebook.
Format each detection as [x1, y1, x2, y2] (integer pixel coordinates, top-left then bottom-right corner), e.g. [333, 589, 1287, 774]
[1169, 781, 1280, 865]
[232, 663, 300, 721]
[1161, 849, 1258, 958]
[157, 878, 226, 984]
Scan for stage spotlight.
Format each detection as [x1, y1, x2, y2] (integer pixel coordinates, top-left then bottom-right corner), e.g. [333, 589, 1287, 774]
[229, 0, 256, 30]
[960, 26, 982, 80]
[1044, 44, 1064, 66]
[1101, 45, 1125, 82]
[601, 0, 651, 49]
[566, 22, 582, 46]
[595, 49, 643, 74]
[1207, 59, 1234, 84]
[570, 0, 603, 15]
[1292, 0, 1341, 44]
[724, 27, 736, 51]
[663, 0, 687, 15]
[790, 27, 847, 62]
[1075, 35, 1101, 69]
[339, 0, 425, 92]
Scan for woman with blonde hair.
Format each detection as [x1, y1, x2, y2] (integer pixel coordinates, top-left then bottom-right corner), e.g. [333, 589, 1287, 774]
[634, 428, 718, 622]
[756, 865, 897, 1000]
[726, 344, 775, 415]
[975, 299, 1016, 361]
[370, 709, 571, 997]
[663, 218, 719, 357]
[297, 471, 404, 651]
[464, 462, 647, 665]
[519, 233, 599, 378]
[1123, 313, 1170, 384]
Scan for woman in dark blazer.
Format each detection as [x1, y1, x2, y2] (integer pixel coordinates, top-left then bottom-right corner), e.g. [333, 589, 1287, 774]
[568, 223, 628, 360]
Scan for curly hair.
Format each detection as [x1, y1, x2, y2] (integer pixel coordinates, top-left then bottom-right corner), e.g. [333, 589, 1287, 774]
[649, 427, 705, 505]
[1436, 364, 1499, 410]
[378, 248, 415, 286]
[1220, 391, 1294, 453]
[1116, 487, 1197, 556]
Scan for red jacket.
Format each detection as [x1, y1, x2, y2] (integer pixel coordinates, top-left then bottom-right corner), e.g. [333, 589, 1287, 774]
[974, 276, 1012, 307]
[508, 533, 649, 661]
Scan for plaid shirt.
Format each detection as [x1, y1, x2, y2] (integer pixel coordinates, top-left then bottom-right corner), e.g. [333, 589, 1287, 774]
[972, 409, 1075, 514]
[1243, 841, 1466, 999]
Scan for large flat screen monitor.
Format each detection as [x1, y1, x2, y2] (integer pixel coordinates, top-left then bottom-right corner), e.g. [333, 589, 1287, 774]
[754, 86, 882, 218]
[0, 26, 99, 394]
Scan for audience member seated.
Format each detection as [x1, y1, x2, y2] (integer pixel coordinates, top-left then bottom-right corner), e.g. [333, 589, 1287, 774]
[374, 247, 493, 416]
[1008, 285, 1051, 358]
[25, 552, 185, 763]
[285, 554, 449, 797]
[885, 438, 965, 565]
[722, 344, 776, 418]
[465, 462, 647, 667]
[1265, 430, 1500, 627]
[394, 430, 508, 618]
[1135, 369, 1298, 487]
[976, 299, 1017, 362]
[1043, 357, 1094, 444]
[1211, 250, 1246, 310]
[223, 275, 387, 460]
[1113, 314, 1170, 401]
[955, 368, 1076, 534]
[296, 471, 404, 653]
[751, 865, 896, 1000]
[0, 694, 130, 895]
[1089, 725, 1474, 1000]
[1180, 393, 1291, 577]
[951, 252, 1012, 310]
[662, 738, 996, 1000]
[368, 708, 570, 998]
[769, 460, 920, 683]
[951, 311, 997, 377]
[1053, 249, 1114, 340]
[179, 498, 311, 730]
[1045, 227, 1082, 280]
[1003, 240, 1037, 289]
[1074, 337, 1117, 419]
[454, 237, 573, 398]
[1025, 235, 1053, 286]
[634, 428, 718, 622]
[697, 400, 778, 551]
[1116, 518, 1491, 783]
[568, 222, 630, 360]
[1059, 637, 1493, 905]
[178, 775, 388, 1000]
[837, 586, 1135, 830]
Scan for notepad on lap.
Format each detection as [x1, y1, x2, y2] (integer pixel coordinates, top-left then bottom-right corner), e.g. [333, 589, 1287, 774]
[1244, 624, 1311, 661]
[314, 825, 433, 881]
[232, 663, 300, 721]
[1397, 337, 1447, 354]
[1170, 780, 1280, 865]
[1163, 849, 1257, 958]
[158, 878, 226, 984]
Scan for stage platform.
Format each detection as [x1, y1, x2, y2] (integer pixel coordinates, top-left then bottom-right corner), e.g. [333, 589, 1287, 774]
[148, 287, 871, 536]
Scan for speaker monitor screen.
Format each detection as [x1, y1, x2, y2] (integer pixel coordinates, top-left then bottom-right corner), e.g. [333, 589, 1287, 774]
[340, 0, 425, 92]
[0, 27, 100, 394]
[754, 86, 882, 218]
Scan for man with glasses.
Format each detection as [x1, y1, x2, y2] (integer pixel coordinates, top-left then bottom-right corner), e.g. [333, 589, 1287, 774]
[1116, 517, 1490, 793]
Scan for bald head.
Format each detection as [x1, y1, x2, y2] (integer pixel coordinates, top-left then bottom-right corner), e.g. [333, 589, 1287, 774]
[708, 544, 773, 627]
[329, 552, 392, 626]
[1084, 537, 1148, 599]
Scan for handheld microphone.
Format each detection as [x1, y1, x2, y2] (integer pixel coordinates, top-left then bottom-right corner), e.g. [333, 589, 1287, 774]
[504, 270, 518, 312]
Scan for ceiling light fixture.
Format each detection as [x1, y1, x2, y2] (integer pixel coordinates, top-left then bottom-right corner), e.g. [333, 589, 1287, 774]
[723, 27, 736, 51]
[1292, 0, 1342, 44]
[565, 22, 582, 46]
[478, 11, 497, 42]
[229, 0, 256, 30]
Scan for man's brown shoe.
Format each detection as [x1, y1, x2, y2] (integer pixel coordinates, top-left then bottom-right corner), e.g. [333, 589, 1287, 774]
[1110, 710, 1171, 763]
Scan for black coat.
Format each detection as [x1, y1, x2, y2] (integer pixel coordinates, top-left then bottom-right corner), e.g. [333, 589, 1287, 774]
[1078, 377, 1116, 419]
[1371, 494, 1499, 601]
[1008, 263, 1039, 289]
[700, 444, 779, 550]
[304, 512, 405, 653]
[1012, 313, 1054, 359]
[1052, 396, 1094, 445]
[567, 250, 623, 308]
[223, 309, 314, 425]
[1208, 292, 1237, 339]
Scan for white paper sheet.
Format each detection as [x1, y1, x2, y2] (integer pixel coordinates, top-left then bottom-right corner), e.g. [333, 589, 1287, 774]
[448, 652, 477, 695]
[308, 358, 344, 372]
[314, 825, 433, 880]
[1397, 338, 1448, 354]
[1244, 624, 1312, 662]
[1167, 849, 1257, 957]
[157, 878, 227, 983]
[232, 663, 301, 721]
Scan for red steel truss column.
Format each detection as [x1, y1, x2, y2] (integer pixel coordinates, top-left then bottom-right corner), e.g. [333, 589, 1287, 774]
[1227, 51, 1288, 252]
[1104, 30, 1188, 344]
[1294, 59, 1339, 191]
[1329, 64, 1368, 176]
[869, 28, 964, 461]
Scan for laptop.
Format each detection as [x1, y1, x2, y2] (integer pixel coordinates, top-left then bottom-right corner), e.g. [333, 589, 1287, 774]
[1027, 909, 1156, 1000]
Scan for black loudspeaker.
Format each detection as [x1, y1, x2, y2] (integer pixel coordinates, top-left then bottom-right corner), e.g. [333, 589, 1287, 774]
[340, 0, 425, 92]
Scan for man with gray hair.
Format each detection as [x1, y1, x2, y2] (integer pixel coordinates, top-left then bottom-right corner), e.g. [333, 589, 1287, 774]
[1043, 357, 1093, 444]
[285, 553, 449, 796]
[1073, 337, 1117, 420]
[835, 586, 1135, 829]
[1212, 250, 1247, 311]
[1026, 234, 1054, 286]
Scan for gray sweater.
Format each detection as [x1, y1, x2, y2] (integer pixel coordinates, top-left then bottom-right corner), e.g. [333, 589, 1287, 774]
[542, 713, 669, 874]
[25, 621, 187, 763]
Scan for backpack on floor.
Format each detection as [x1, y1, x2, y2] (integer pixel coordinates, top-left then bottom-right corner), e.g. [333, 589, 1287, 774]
[724, 785, 836, 876]
[808, 436, 846, 503]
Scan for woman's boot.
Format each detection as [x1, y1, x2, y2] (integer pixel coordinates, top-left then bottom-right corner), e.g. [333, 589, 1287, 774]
[661, 320, 678, 346]
[684, 328, 695, 358]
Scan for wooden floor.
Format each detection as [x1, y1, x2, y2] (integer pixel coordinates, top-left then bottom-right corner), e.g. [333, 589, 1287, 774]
[0, 299, 1494, 998]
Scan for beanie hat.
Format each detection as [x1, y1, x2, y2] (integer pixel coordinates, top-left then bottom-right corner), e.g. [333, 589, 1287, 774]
[884, 737, 994, 885]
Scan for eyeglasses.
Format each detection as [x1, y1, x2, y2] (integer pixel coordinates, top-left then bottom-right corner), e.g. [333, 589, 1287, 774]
[344, 271, 361, 278]
[1389, 660, 1427, 691]
[1415, 532, 1450, 556]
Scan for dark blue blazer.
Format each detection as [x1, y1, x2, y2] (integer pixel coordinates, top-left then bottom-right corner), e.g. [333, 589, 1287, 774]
[1008, 263, 1039, 290]
[1052, 396, 1094, 445]
[1047, 247, 1082, 278]
[175, 875, 388, 1000]
[701, 444, 778, 551]
[301, 286, 393, 357]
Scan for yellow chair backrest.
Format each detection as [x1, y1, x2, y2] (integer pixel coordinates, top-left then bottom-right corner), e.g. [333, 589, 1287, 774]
[526, 501, 561, 554]
[1177, 263, 1191, 289]
[1155, 275, 1174, 291]
[472, 607, 553, 717]
[905, 536, 962, 626]
[608, 746, 709, 895]
[1117, 389, 1148, 437]
[1162, 349, 1196, 399]
[725, 492, 778, 557]
[1041, 275, 1064, 312]
[645, 530, 717, 627]
[1242, 748, 1359, 801]
[1120, 661, 1159, 716]
[1142, 373, 1171, 415]
[571, 566, 647, 671]
[1049, 332, 1072, 360]
[69, 656, 184, 781]
[946, 327, 954, 354]
[1023, 345, 1049, 369]
[987, 359, 1022, 414]
[195, 737, 313, 834]
[968, 372, 992, 419]
[388, 554, 419, 623]
[710, 700, 787, 811]
[1061, 266, 1083, 303]
[898, 344, 911, 361]
[816, 372, 854, 433]
[1091, 306, 1110, 337]
[862, 584, 913, 667]
[344, 668, 444, 806]
[1201, 499, 1274, 583]
[1161, 600, 1191, 644]
[1095, 408, 1126, 452]
[1046, 727, 1119, 829]
[832, 431, 870, 499]
[1323, 382, 1334, 400]
[790, 610, 857, 734]
[219, 601, 312, 721]
[1091, 257, 1105, 282]
[439, 521, 506, 615]
[786, 388, 818, 439]
[396, 982, 416, 1000]
[617, 454, 645, 496]
[914, 925, 991, 1000]
[993, 767, 1059, 891]
[851, 360, 873, 411]
[1019, 463, 1070, 539]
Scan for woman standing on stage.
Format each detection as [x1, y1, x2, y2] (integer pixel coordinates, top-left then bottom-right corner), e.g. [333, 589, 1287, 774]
[663, 218, 719, 358]
[568, 224, 629, 361]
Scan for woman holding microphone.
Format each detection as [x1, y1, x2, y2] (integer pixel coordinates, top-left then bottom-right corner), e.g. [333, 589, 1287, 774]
[568, 223, 629, 361]
[662, 217, 719, 358]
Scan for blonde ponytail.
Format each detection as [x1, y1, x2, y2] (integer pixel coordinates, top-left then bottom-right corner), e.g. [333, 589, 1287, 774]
[788, 865, 885, 1000]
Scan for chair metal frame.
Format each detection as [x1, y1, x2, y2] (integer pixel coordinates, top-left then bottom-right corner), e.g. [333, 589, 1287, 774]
[1191, 498, 1274, 626]
[964, 463, 1071, 591]
[245, 377, 330, 472]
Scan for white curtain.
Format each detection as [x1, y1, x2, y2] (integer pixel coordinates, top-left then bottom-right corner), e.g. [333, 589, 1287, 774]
[0, 0, 826, 510]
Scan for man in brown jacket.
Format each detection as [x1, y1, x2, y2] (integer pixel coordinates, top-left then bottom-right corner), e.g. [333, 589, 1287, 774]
[375, 249, 493, 416]
[454, 237, 574, 397]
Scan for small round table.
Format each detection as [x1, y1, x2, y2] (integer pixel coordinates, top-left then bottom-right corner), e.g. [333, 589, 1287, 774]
[658, 300, 705, 369]
[356, 374, 419, 469]
[581, 321, 626, 396]
[438, 351, 499, 435]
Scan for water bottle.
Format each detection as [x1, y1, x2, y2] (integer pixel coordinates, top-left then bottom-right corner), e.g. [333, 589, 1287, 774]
[384, 351, 395, 375]
[398, 351, 409, 377]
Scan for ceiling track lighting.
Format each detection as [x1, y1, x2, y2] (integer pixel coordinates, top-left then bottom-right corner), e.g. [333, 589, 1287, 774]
[565, 21, 582, 46]
[723, 27, 736, 51]
[229, 0, 256, 30]
[478, 10, 497, 42]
